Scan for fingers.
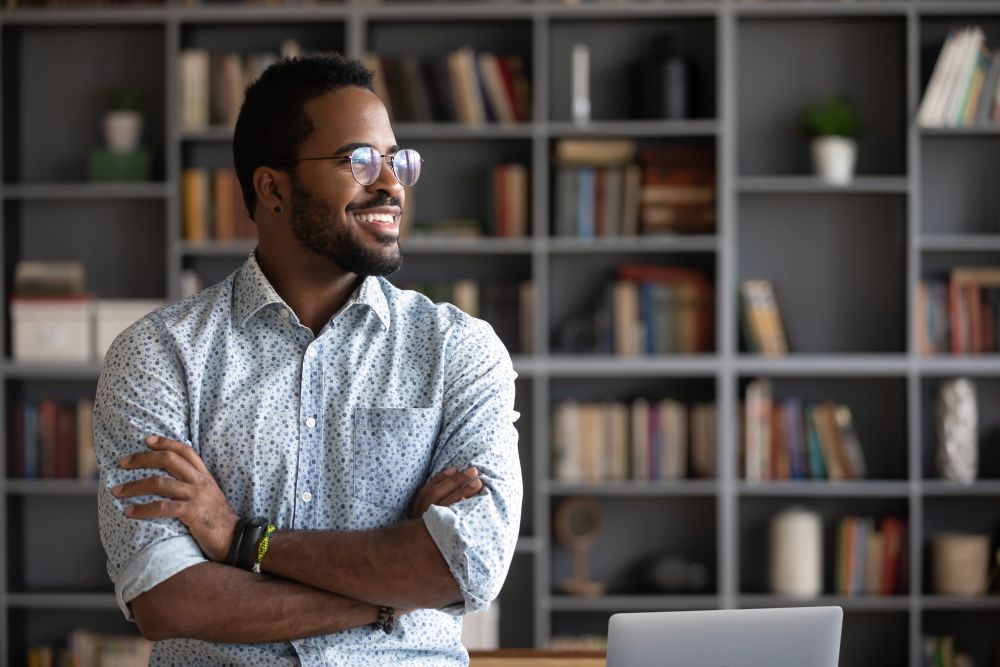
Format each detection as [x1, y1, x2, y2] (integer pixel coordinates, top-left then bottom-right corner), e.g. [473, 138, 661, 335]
[410, 466, 458, 517]
[122, 499, 185, 520]
[119, 439, 200, 483]
[436, 475, 483, 508]
[145, 435, 209, 474]
[112, 475, 191, 501]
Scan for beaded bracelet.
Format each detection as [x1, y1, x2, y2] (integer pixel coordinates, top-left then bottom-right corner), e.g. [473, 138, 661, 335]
[251, 524, 277, 574]
[236, 517, 271, 571]
[375, 605, 395, 635]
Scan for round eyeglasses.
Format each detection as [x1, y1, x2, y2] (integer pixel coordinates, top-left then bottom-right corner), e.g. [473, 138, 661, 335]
[275, 147, 423, 187]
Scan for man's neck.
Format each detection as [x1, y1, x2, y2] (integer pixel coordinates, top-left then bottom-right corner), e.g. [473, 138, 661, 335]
[255, 242, 362, 337]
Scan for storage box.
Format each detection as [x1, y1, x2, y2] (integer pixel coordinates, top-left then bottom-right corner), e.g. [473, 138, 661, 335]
[11, 297, 94, 362]
[95, 300, 165, 360]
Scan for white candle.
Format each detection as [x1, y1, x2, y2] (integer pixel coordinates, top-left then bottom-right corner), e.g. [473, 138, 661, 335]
[571, 43, 590, 124]
[769, 506, 823, 597]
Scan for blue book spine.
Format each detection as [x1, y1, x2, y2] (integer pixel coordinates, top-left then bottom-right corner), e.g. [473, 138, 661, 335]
[784, 398, 804, 480]
[805, 405, 827, 480]
[577, 168, 595, 239]
[24, 402, 38, 479]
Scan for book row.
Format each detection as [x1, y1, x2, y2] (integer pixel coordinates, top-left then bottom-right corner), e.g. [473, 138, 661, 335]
[917, 26, 1000, 128]
[27, 630, 151, 667]
[553, 264, 714, 356]
[551, 398, 716, 483]
[917, 268, 1000, 356]
[553, 140, 716, 238]
[743, 379, 868, 483]
[182, 168, 257, 242]
[8, 400, 96, 480]
[835, 516, 907, 597]
[366, 50, 531, 125]
[403, 280, 533, 355]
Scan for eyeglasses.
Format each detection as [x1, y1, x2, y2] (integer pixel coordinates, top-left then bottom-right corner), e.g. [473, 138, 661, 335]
[276, 147, 423, 187]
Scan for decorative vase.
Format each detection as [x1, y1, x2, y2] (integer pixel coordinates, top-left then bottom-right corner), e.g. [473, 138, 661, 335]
[811, 136, 857, 185]
[936, 378, 978, 485]
[103, 110, 143, 154]
[769, 506, 823, 597]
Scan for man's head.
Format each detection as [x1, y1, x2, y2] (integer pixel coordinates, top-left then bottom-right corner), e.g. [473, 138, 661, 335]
[234, 54, 407, 276]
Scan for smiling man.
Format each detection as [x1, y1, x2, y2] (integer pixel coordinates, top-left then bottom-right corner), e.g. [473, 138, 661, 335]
[95, 54, 522, 666]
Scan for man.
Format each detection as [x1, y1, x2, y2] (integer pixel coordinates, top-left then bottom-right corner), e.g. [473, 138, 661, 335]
[95, 53, 522, 665]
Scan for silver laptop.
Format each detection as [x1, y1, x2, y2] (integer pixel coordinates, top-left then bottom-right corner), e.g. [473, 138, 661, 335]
[607, 606, 843, 667]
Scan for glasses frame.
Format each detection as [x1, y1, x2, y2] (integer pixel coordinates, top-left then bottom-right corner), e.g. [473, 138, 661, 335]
[273, 146, 423, 187]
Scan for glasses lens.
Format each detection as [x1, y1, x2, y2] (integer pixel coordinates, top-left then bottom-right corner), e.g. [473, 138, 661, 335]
[392, 149, 421, 187]
[350, 147, 381, 186]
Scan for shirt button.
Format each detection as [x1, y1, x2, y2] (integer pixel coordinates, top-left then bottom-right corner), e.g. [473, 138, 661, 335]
[307, 348, 317, 358]
[305, 416, 316, 428]
[280, 309, 290, 319]
[302, 491, 312, 503]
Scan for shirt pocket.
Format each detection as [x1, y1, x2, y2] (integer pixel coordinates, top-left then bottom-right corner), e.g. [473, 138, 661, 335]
[353, 407, 441, 511]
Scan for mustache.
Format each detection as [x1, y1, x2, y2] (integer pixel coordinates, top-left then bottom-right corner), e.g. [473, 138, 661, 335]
[345, 195, 402, 212]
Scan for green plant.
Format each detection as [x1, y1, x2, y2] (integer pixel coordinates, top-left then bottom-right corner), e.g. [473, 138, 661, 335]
[803, 96, 859, 138]
[108, 86, 142, 112]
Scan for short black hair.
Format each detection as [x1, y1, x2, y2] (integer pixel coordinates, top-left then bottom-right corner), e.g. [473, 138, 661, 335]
[233, 53, 374, 219]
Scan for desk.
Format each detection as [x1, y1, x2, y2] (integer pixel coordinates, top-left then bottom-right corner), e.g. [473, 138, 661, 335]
[469, 650, 606, 666]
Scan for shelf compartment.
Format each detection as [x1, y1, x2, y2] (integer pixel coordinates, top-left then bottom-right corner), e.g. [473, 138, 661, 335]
[922, 497, 1000, 596]
[738, 193, 906, 354]
[8, 608, 139, 667]
[548, 17, 716, 123]
[922, 610, 1000, 667]
[2, 24, 167, 184]
[736, 376, 909, 481]
[497, 554, 536, 648]
[919, 135, 1000, 236]
[551, 496, 717, 597]
[920, 377, 1000, 480]
[737, 16, 906, 178]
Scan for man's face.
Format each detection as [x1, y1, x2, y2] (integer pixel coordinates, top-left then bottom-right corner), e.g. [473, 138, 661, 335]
[286, 86, 405, 276]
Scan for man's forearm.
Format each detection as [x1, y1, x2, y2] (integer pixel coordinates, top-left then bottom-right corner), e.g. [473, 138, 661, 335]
[131, 561, 379, 642]
[261, 518, 462, 610]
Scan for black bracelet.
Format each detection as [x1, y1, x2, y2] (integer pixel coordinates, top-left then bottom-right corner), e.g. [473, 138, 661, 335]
[236, 517, 271, 571]
[375, 606, 395, 635]
[227, 517, 249, 566]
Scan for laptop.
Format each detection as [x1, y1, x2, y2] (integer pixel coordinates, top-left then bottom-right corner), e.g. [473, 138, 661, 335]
[607, 606, 843, 667]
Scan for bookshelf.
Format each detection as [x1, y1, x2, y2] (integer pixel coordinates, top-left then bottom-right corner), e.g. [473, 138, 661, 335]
[3, 0, 1000, 665]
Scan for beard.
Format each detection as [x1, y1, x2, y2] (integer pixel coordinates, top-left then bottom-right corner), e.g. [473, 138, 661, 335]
[287, 178, 403, 277]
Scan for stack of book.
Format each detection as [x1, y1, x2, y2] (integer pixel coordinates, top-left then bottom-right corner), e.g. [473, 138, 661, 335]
[28, 629, 152, 667]
[182, 167, 257, 243]
[743, 379, 867, 483]
[364, 50, 530, 124]
[638, 145, 715, 234]
[917, 26, 1000, 128]
[8, 400, 96, 480]
[552, 398, 715, 482]
[835, 516, 907, 596]
[554, 264, 714, 356]
[917, 267, 1000, 355]
[180, 42, 301, 130]
[404, 280, 533, 355]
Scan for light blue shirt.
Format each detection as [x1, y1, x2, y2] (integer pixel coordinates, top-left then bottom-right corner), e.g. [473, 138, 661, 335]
[94, 252, 522, 666]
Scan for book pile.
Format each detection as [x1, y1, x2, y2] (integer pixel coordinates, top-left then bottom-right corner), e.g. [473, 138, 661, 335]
[743, 379, 867, 483]
[917, 267, 1000, 355]
[922, 636, 977, 667]
[365, 49, 530, 124]
[740, 279, 788, 356]
[180, 42, 301, 130]
[8, 400, 96, 480]
[182, 167, 256, 242]
[28, 629, 152, 667]
[552, 140, 716, 238]
[403, 280, 533, 355]
[917, 26, 1000, 128]
[835, 516, 906, 596]
[552, 399, 715, 483]
[554, 264, 714, 356]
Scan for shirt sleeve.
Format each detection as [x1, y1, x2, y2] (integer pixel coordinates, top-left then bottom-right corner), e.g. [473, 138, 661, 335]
[422, 314, 523, 615]
[94, 314, 208, 621]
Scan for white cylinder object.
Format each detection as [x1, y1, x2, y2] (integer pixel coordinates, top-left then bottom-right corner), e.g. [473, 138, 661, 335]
[811, 136, 857, 186]
[103, 110, 143, 154]
[571, 43, 590, 125]
[769, 506, 823, 597]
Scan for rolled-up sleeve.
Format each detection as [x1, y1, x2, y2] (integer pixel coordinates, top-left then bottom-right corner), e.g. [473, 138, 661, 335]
[94, 315, 207, 621]
[422, 316, 522, 615]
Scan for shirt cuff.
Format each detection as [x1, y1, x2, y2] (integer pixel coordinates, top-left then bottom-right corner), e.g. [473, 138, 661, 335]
[423, 504, 493, 616]
[114, 534, 209, 621]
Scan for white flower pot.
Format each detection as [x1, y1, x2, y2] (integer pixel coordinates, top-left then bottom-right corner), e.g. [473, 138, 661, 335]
[104, 110, 143, 154]
[811, 136, 857, 186]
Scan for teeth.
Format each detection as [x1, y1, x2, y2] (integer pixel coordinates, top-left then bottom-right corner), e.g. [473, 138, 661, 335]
[355, 212, 395, 224]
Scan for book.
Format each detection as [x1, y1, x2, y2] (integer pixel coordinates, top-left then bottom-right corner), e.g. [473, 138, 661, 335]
[741, 279, 788, 356]
[180, 49, 211, 130]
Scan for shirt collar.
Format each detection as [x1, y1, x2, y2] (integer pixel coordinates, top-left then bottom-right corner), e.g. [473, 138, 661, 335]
[233, 251, 390, 331]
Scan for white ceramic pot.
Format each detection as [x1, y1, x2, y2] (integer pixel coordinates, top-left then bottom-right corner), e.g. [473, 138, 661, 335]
[103, 110, 143, 154]
[811, 136, 857, 186]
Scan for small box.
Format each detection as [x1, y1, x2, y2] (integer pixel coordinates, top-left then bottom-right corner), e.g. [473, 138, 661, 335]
[95, 300, 165, 360]
[11, 296, 94, 363]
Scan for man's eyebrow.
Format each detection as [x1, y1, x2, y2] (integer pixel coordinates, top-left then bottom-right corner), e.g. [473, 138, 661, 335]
[332, 142, 400, 155]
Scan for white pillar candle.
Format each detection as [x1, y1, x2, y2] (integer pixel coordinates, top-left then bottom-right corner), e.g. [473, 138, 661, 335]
[769, 506, 823, 597]
[571, 43, 591, 124]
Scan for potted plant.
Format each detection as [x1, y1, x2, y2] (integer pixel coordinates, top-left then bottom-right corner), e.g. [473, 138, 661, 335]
[803, 96, 859, 185]
[103, 87, 143, 154]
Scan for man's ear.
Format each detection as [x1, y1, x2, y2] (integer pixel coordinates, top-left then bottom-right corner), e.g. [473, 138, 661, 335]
[253, 166, 289, 216]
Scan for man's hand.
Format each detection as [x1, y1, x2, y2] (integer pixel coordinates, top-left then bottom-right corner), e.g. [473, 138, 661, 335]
[112, 435, 239, 563]
[408, 466, 482, 520]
